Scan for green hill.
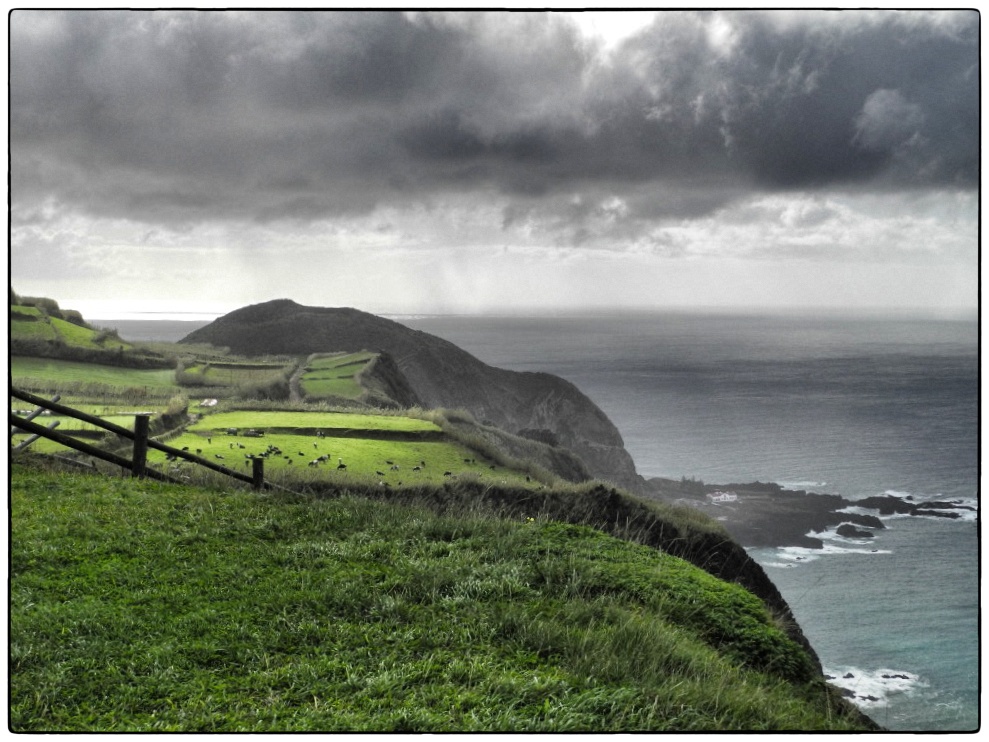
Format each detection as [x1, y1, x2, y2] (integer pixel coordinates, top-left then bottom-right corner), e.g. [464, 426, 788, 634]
[181, 300, 642, 491]
[10, 462, 874, 732]
[11, 303, 129, 350]
[11, 300, 171, 369]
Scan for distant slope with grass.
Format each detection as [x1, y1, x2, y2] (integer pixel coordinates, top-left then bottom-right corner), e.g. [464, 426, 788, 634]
[293, 351, 422, 408]
[181, 300, 642, 491]
[11, 297, 171, 369]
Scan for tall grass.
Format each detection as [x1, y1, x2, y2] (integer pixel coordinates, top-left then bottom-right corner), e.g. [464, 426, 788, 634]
[10, 462, 870, 732]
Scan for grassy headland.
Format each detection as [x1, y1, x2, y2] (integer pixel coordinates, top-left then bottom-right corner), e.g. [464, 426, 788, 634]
[10, 461, 868, 732]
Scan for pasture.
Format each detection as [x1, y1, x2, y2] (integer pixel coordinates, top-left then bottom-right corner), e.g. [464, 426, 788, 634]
[10, 356, 531, 489]
[148, 429, 532, 488]
[10, 310, 59, 341]
[190, 410, 440, 434]
[180, 361, 291, 388]
[52, 318, 128, 350]
[10, 398, 174, 456]
[299, 352, 374, 400]
[11, 357, 178, 390]
[11, 305, 130, 351]
[10, 305, 44, 320]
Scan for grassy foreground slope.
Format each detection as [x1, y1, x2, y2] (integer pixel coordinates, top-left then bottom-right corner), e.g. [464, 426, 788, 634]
[10, 463, 868, 732]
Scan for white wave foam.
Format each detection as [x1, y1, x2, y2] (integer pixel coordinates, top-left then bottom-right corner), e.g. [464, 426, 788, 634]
[952, 509, 979, 523]
[906, 504, 980, 523]
[816, 524, 881, 544]
[817, 542, 890, 556]
[824, 666, 928, 709]
[778, 480, 828, 490]
[765, 540, 891, 566]
[837, 505, 881, 517]
[774, 546, 823, 564]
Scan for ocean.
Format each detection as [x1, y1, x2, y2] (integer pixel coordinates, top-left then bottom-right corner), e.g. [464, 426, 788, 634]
[103, 310, 979, 731]
[401, 311, 980, 733]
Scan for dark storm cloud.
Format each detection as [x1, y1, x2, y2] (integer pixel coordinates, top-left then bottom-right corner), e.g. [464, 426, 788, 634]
[9, 9, 979, 228]
[721, 12, 979, 188]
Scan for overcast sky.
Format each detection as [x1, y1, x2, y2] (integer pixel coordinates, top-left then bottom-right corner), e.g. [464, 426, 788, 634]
[9, 9, 980, 318]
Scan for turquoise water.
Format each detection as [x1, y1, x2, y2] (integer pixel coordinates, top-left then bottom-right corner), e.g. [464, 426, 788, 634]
[751, 516, 978, 731]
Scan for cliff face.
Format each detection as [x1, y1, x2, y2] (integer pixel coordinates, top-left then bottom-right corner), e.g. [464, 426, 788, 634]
[180, 300, 642, 490]
[354, 352, 424, 410]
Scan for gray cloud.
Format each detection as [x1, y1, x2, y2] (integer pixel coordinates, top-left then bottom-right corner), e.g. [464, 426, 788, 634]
[10, 9, 979, 233]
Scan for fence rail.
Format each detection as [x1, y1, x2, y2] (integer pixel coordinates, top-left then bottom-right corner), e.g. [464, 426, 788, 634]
[10, 387, 267, 490]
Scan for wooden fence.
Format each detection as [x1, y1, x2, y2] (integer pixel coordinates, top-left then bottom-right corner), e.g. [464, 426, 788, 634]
[10, 387, 268, 490]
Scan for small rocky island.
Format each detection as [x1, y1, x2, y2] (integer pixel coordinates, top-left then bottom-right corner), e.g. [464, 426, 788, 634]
[645, 479, 974, 549]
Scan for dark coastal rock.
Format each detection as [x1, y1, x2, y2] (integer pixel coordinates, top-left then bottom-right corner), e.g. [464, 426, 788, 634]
[836, 523, 874, 539]
[916, 500, 976, 511]
[854, 495, 915, 516]
[649, 474, 970, 553]
[853, 495, 970, 520]
[653, 482, 858, 549]
[842, 512, 885, 529]
[913, 509, 961, 519]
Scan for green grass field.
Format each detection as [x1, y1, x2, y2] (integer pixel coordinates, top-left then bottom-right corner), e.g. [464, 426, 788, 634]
[11, 357, 177, 389]
[11, 305, 45, 319]
[10, 309, 59, 341]
[180, 363, 290, 388]
[10, 463, 863, 732]
[190, 411, 440, 434]
[299, 353, 374, 400]
[51, 317, 128, 350]
[10, 414, 140, 433]
[148, 431, 529, 488]
[10, 435, 81, 455]
[11, 305, 130, 351]
[11, 399, 174, 455]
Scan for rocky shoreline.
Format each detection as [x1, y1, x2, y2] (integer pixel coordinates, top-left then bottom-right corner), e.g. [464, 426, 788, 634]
[645, 479, 974, 549]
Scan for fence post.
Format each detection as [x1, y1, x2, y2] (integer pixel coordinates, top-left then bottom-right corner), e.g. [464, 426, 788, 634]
[132, 414, 150, 479]
[252, 457, 265, 491]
